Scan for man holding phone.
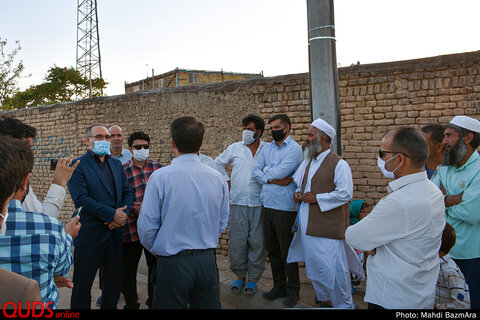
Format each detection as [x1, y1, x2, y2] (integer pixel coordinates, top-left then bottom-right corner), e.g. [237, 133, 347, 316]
[0, 116, 78, 219]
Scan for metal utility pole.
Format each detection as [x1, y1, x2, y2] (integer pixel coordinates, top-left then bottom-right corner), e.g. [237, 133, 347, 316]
[307, 0, 341, 154]
[76, 0, 103, 97]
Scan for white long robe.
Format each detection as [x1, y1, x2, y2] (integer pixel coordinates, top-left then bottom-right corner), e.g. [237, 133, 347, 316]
[287, 150, 364, 302]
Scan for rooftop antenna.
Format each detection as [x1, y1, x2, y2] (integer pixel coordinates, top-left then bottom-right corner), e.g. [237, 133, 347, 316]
[76, 0, 103, 97]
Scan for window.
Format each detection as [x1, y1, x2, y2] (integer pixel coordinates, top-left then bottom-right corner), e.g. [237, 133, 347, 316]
[189, 73, 198, 83]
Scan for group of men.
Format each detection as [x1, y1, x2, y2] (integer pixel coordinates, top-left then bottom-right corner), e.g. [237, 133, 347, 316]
[0, 111, 479, 310]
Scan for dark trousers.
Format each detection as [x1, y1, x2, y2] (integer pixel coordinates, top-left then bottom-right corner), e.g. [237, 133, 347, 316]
[152, 249, 220, 309]
[122, 241, 157, 309]
[71, 238, 123, 309]
[263, 207, 300, 295]
[454, 257, 480, 309]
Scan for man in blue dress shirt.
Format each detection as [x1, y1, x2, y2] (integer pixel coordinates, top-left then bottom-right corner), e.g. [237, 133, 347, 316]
[138, 116, 229, 309]
[252, 114, 303, 307]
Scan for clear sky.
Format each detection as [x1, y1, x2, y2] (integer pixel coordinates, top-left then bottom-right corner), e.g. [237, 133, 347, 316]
[1, 0, 479, 96]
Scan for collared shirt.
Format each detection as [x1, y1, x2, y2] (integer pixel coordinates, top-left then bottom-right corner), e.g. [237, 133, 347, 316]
[109, 148, 132, 164]
[435, 254, 471, 309]
[215, 140, 265, 207]
[0, 200, 73, 309]
[137, 153, 229, 256]
[345, 171, 445, 309]
[22, 184, 66, 219]
[432, 151, 480, 259]
[251, 136, 303, 212]
[122, 159, 162, 242]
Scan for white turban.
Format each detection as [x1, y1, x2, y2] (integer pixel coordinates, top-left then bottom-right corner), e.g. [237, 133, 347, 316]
[311, 118, 336, 140]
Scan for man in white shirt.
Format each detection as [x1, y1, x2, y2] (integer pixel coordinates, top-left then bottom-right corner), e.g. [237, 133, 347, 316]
[138, 116, 229, 309]
[215, 114, 266, 295]
[0, 117, 77, 218]
[287, 118, 354, 308]
[345, 127, 446, 309]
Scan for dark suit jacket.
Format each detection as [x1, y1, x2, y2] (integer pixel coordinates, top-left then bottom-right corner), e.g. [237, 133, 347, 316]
[68, 150, 133, 247]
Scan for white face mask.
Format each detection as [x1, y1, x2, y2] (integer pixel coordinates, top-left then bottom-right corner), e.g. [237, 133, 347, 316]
[242, 130, 257, 145]
[0, 211, 8, 236]
[132, 148, 149, 161]
[377, 155, 399, 179]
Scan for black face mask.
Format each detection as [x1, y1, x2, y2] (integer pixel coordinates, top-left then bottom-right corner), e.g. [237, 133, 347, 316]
[271, 127, 287, 142]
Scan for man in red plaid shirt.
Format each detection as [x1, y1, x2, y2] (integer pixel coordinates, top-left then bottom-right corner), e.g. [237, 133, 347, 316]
[122, 131, 162, 309]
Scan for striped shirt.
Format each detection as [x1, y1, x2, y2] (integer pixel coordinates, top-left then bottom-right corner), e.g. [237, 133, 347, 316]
[122, 159, 162, 242]
[0, 200, 73, 309]
[435, 254, 471, 309]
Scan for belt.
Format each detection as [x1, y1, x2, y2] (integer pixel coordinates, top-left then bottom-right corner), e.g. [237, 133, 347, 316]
[158, 248, 214, 258]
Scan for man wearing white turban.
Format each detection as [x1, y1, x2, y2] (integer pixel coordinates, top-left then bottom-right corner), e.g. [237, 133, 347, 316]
[287, 118, 358, 308]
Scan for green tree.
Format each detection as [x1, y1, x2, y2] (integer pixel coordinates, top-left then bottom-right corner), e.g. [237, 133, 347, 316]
[0, 38, 29, 106]
[1, 66, 107, 110]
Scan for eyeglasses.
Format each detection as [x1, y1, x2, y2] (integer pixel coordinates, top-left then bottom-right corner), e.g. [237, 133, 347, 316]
[89, 134, 111, 140]
[132, 144, 149, 150]
[378, 149, 410, 159]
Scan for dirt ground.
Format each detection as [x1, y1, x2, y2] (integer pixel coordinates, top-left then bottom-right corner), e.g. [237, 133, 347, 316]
[216, 255, 368, 309]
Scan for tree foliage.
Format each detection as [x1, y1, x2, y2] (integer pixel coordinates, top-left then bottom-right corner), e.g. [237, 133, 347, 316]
[0, 38, 29, 107]
[1, 66, 107, 110]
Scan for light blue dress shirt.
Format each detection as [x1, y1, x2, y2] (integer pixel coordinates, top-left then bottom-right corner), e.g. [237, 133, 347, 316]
[137, 153, 230, 256]
[109, 148, 132, 164]
[432, 151, 480, 260]
[251, 135, 303, 212]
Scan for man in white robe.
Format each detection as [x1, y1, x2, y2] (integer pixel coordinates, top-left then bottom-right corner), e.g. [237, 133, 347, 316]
[287, 118, 357, 308]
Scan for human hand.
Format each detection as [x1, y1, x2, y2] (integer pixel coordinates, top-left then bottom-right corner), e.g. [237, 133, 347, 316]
[52, 156, 79, 187]
[293, 192, 302, 204]
[65, 215, 81, 239]
[269, 177, 293, 186]
[445, 193, 463, 207]
[301, 192, 317, 204]
[54, 276, 73, 289]
[113, 206, 128, 226]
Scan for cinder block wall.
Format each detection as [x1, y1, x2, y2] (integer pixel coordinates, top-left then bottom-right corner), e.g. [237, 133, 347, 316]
[3, 50, 479, 255]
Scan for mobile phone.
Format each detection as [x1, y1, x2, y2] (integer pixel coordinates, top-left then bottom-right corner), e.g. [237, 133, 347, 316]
[71, 207, 82, 221]
[50, 159, 58, 171]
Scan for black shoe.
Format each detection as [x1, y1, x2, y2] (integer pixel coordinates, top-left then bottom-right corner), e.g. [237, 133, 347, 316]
[262, 287, 287, 300]
[282, 292, 299, 308]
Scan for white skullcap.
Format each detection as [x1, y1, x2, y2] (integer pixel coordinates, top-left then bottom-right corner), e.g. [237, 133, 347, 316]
[311, 118, 336, 140]
[449, 115, 480, 133]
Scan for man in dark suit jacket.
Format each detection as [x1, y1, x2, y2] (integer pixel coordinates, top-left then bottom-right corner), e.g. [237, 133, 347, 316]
[68, 124, 133, 309]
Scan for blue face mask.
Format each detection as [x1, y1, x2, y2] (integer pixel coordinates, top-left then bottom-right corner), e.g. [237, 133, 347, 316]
[92, 140, 110, 156]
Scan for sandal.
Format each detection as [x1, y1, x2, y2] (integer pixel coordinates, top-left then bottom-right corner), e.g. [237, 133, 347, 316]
[244, 281, 257, 295]
[230, 279, 245, 293]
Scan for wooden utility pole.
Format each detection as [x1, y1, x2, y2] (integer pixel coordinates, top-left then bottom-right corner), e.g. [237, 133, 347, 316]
[307, 0, 342, 154]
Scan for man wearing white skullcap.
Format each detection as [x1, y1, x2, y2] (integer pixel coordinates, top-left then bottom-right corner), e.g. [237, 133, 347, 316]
[432, 115, 480, 309]
[287, 118, 359, 308]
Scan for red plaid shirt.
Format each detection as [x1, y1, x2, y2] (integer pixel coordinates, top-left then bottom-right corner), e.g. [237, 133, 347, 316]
[123, 159, 162, 242]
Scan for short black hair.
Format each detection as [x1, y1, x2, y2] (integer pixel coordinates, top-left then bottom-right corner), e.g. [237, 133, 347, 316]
[421, 124, 445, 144]
[388, 127, 429, 167]
[128, 131, 151, 147]
[268, 114, 291, 129]
[0, 116, 36, 139]
[0, 136, 34, 209]
[440, 223, 456, 254]
[170, 116, 205, 153]
[242, 114, 265, 136]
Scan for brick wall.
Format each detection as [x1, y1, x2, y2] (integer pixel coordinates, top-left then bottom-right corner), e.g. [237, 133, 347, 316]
[2, 50, 479, 255]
